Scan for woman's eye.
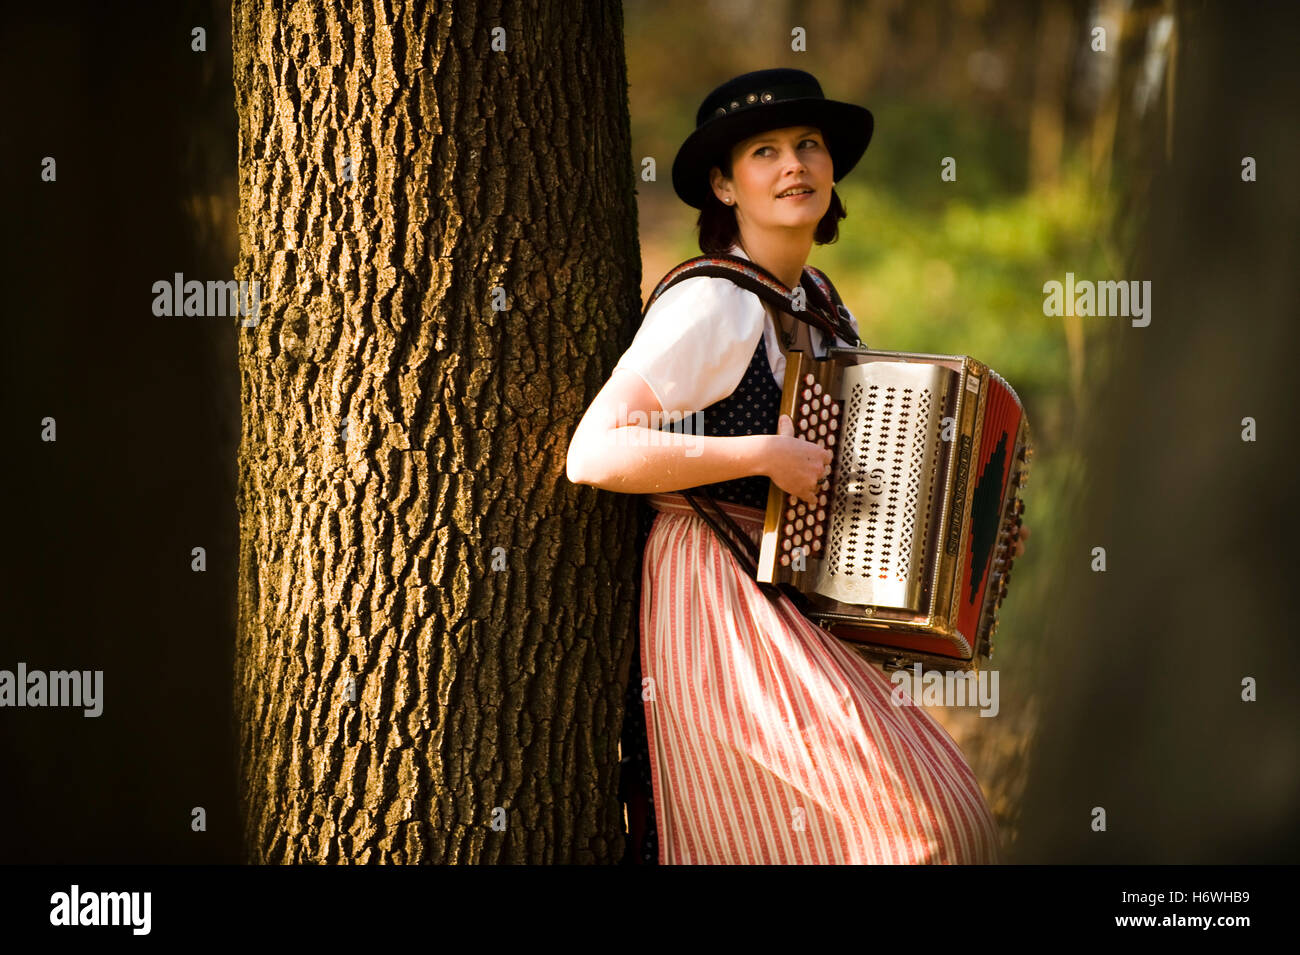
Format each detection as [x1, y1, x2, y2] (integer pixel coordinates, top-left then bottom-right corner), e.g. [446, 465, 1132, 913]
[757, 140, 820, 156]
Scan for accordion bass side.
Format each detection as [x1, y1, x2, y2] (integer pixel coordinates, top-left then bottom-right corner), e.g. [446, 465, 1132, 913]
[758, 347, 1031, 672]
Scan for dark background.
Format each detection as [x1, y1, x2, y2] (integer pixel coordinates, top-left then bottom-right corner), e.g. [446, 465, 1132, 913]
[2, 1, 240, 862]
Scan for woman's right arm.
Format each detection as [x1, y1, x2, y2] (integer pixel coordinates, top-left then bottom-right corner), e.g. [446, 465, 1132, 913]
[565, 369, 830, 505]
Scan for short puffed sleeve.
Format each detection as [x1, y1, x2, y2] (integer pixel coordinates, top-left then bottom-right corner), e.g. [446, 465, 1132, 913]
[613, 275, 766, 414]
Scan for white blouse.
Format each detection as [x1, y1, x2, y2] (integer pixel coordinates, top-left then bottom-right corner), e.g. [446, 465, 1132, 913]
[614, 244, 861, 414]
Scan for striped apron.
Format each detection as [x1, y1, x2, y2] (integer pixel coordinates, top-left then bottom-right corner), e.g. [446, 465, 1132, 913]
[638, 491, 1001, 864]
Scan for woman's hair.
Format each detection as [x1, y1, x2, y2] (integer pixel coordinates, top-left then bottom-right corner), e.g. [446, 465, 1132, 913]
[696, 148, 847, 254]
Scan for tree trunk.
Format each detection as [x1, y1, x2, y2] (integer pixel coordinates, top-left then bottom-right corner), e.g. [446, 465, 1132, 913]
[1027, 0, 1074, 191]
[1012, 0, 1300, 862]
[233, 0, 642, 863]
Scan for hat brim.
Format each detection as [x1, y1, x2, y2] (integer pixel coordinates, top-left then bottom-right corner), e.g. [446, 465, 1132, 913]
[671, 98, 873, 209]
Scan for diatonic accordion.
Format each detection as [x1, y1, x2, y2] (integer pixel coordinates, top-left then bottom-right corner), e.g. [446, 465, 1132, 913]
[757, 346, 1031, 672]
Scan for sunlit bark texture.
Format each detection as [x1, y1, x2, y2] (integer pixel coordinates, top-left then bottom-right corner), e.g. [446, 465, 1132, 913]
[233, 1, 642, 863]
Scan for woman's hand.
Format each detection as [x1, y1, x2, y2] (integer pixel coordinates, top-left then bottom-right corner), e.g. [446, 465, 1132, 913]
[765, 414, 833, 507]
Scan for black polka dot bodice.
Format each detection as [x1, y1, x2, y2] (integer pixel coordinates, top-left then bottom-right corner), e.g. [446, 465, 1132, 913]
[664, 330, 782, 511]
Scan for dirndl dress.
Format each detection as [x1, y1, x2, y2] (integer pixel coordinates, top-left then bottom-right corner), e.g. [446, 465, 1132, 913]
[615, 248, 1000, 864]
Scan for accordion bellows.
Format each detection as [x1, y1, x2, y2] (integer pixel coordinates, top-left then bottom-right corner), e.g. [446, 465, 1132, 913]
[757, 347, 1031, 671]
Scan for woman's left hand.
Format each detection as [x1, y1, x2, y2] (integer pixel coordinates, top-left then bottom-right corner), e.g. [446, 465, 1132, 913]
[1013, 524, 1030, 559]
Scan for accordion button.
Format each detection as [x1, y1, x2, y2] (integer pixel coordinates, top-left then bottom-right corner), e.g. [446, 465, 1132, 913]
[803, 388, 812, 400]
[780, 554, 790, 567]
[821, 407, 829, 419]
[813, 382, 823, 395]
[783, 539, 791, 551]
[796, 503, 806, 515]
[801, 402, 810, 415]
[819, 424, 827, 436]
[788, 494, 797, 505]
[805, 373, 815, 386]
[831, 403, 840, 416]
[827, 435, 836, 447]
[818, 493, 827, 506]
[812, 539, 822, 552]
[786, 508, 795, 520]
[817, 509, 825, 522]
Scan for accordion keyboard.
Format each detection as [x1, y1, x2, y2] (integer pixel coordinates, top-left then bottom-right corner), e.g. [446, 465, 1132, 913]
[777, 372, 842, 567]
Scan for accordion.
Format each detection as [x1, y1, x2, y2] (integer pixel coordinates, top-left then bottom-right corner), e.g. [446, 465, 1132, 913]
[758, 346, 1031, 672]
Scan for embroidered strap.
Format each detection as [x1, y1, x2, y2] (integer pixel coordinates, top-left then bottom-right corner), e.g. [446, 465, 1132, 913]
[642, 253, 862, 347]
[802, 266, 860, 346]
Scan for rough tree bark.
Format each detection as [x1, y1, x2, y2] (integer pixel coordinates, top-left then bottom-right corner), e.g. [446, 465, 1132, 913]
[233, 1, 642, 863]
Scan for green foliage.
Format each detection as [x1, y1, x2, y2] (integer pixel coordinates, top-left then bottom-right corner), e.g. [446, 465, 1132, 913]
[827, 111, 1111, 400]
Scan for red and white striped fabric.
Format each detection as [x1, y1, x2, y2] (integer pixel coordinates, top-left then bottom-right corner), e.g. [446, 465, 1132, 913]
[639, 491, 1001, 864]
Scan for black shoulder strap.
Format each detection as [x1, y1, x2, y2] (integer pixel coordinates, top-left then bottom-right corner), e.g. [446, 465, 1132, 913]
[680, 486, 810, 611]
[802, 266, 862, 347]
[642, 253, 861, 347]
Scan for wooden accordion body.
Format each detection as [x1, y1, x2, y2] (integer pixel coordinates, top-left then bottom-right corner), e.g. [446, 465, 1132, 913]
[758, 346, 1031, 672]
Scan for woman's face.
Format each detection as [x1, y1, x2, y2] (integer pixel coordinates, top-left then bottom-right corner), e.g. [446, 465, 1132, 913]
[710, 125, 833, 235]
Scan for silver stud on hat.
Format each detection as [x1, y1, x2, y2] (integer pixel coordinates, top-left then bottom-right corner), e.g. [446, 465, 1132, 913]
[715, 90, 776, 118]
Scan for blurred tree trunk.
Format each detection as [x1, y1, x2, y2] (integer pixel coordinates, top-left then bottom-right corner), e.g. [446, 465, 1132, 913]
[232, 0, 642, 863]
[1013, 0, 1300, 863]
[1028, 0, 1074, 191]
[1029, 0, 1084, 409]
[1086, 0, 1126, 198]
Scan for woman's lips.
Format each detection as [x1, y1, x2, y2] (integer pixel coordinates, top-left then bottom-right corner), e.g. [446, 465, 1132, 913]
[778, 190, 815, 201]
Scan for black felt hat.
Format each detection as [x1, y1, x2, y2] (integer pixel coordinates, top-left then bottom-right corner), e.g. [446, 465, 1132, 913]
[671, 68, 874, 210]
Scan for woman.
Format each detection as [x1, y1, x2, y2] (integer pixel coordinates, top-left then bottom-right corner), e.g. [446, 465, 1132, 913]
[567, 69, 1017, 864]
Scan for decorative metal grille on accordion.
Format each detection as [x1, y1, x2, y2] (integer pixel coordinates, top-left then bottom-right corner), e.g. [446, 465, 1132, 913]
[758, 346, 1031, 672]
